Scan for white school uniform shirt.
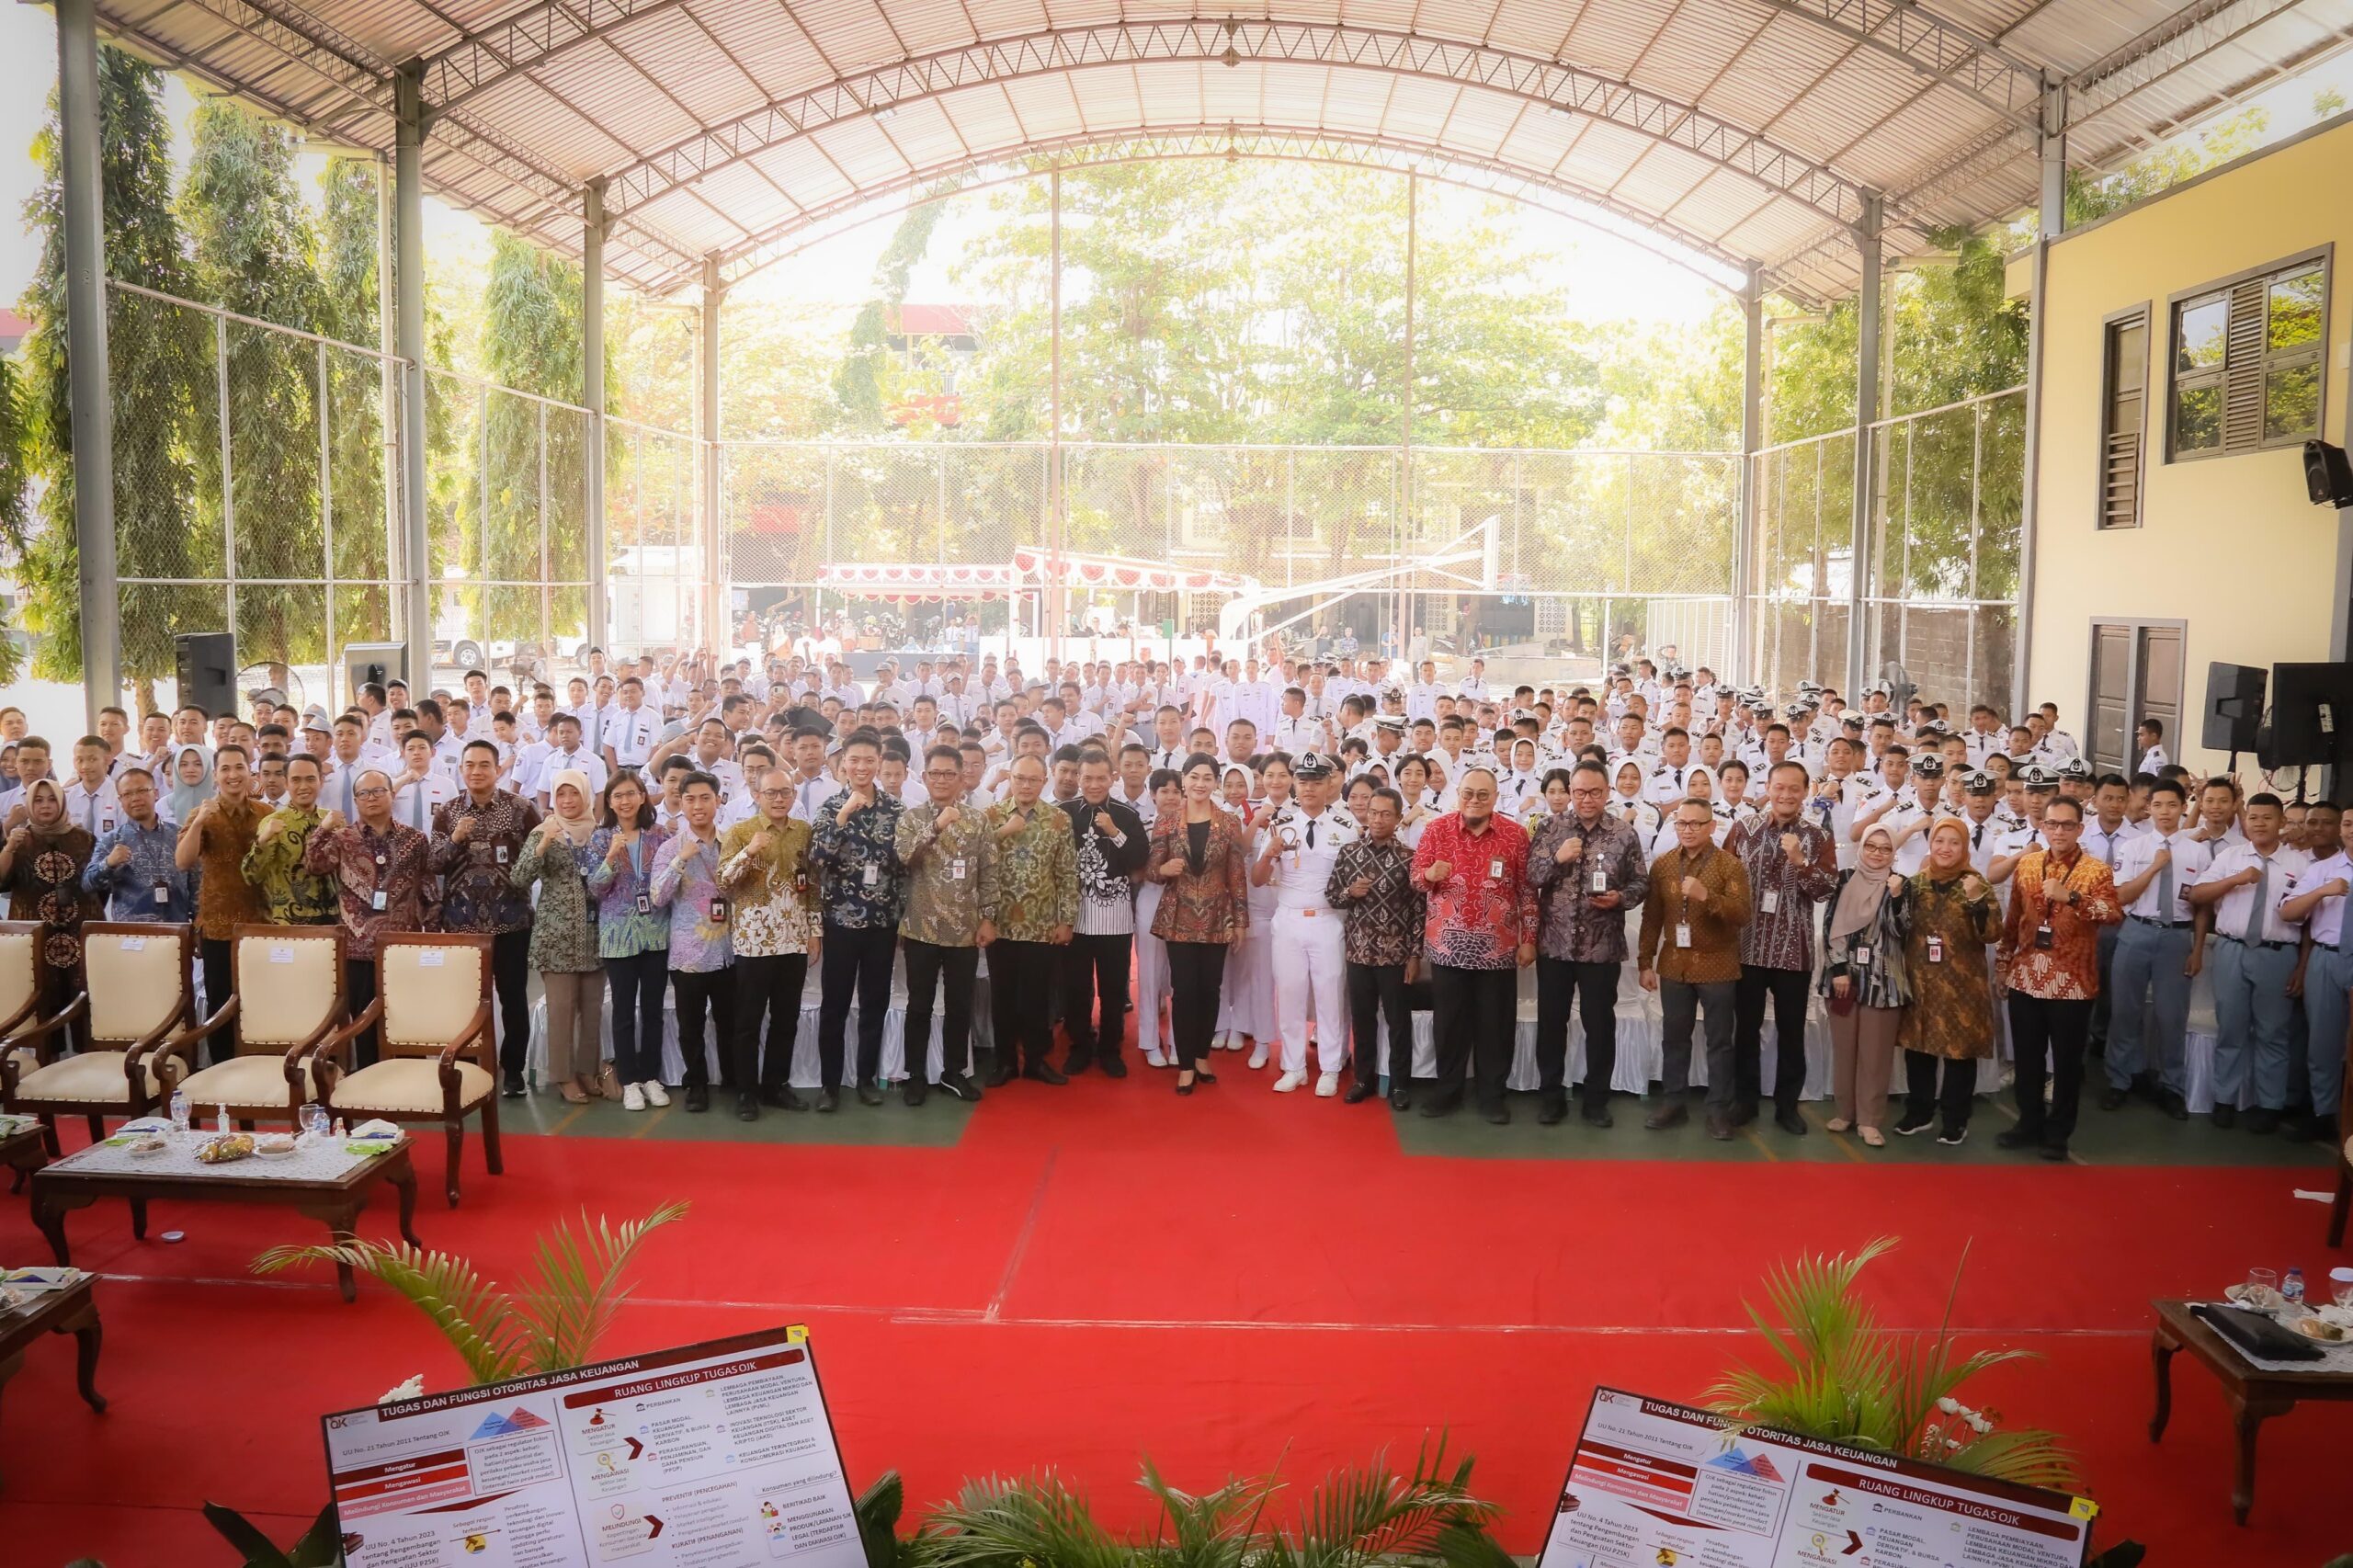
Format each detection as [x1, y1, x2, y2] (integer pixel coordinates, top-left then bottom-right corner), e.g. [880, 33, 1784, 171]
[2079, 817, 2134, 874]
[2192, 841, 2312, 945]
[600, 706, 660, 768]
[787, 771, 836, 825]
[507, 739, 553, 796]
[1642, 759, 1696, 805]
[1869, 793, 1934, 876]
[2114, 828, 2209, 925]
[2297, 849, 2352, 949]
[1270, 714, 1324, 756]
[2137, 744, 2169, 776]
[531, 747, 609, 806]
[1145, 744, 1188, 775]
[392, 769, 459, 832]
[1265, 802, 1356, 912]
[62, 778, 123, 838]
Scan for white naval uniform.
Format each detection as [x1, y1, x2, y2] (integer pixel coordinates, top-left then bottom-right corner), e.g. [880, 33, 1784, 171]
[1265, 802, 1356, 1077]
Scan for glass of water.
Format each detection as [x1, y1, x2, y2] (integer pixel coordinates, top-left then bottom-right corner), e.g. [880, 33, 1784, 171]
[301, 1103, 329, 1143]
[2246, 1267, 2279, 1299]
[2331, 1267, 2353, 1310]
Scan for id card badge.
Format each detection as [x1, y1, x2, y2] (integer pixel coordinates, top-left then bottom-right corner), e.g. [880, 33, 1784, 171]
[1590, 869, 1608, 893]
[1760, 888, 1779, 915]
[1927, 934, 1945, 964]
[1488, 857, 1505, 881]
[370, 889, 388, 912]
[494, 844, 509, 864]
[2034, 922, 2054, 949]
[862, 863, 880, 887]
[1675, 921, 1693, 949]
[635, 892, 653, 916]
[950, 858, 967, 881]
[1854, 944, 1873, 967]
[793, 869, 809, 896]
[709, 896, 730, 923]
[152, 880, 170, 906]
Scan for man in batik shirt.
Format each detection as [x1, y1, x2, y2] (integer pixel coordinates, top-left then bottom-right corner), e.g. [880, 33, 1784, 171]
[1325, 786, 1425, 1108]
[982, 755, 1076, 1087]
[243, 753, 339, 925]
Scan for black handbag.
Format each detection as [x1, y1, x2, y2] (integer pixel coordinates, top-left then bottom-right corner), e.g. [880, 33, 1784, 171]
[2191, 1302, 2326, 1361]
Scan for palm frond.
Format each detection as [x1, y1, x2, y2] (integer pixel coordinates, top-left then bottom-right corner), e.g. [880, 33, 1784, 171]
[1136, 1458, 1273, 1568]
[1927, 1426, 2081, 1489]
[924, 1471, 1131, 1568]
[253, 1240, 527, 1385]
[510, 1201, 688, 1371]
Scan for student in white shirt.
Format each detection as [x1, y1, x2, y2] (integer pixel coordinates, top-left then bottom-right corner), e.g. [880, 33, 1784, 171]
[2281, 800, 2352, 1143]
[530, 712, 610, 809]
[2102, 778, 2208, 1120]
[2188, 791, 2310, 1130]
[389, 732, 460, 832]
[2133, 717, 2170, 778]
[61, 736, 123, 838]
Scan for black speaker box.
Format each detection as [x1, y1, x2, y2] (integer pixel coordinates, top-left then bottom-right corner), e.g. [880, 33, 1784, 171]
[174, 631, 237, 719]
[2266, 661, 2353, 768]
[2202, 662, 2267, 755]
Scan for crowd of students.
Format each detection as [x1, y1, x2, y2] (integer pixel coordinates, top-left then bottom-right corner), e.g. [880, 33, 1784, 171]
[0, 642, 2341, 1155]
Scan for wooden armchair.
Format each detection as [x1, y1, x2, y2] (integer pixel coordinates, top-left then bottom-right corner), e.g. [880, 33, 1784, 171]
[174, 925, 347, 1127]
[1, 923, 195, 1149]
[316, 931, 503, 1208]
[2331, 1018, 2351, 1248]
[0, 920, 43, 1104]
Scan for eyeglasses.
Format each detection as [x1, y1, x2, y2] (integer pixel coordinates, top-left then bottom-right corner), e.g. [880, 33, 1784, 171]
[353, 787, 390, 800]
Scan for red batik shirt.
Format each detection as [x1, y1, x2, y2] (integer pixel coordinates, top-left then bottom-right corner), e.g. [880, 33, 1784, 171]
[1997, 846, 2121, 1000]
[1410, 812, 1537, 970]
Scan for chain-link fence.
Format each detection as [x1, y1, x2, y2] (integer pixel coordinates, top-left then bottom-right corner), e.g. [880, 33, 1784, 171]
[1748, 386, 2024, 710]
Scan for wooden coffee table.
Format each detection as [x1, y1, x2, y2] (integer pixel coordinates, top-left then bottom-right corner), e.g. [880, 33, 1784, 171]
[0, 1122, 46, 1194]
[2149, 1297, 2353, 1524]
[29, 1138, 421, 1303]
[0, 1272, 104, 1494]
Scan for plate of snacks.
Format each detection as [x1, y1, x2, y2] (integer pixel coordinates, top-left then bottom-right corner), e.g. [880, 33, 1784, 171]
[196, 1132, 256, 1165]
[2291, 1316, 2347, 1343]
[254, 1133, 299, 1158]
[127, 1134, 171, 1157]
[2226, 1282, 2288, 1312]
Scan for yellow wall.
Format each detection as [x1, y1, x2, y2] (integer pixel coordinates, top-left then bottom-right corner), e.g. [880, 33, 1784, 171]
[2031, 117, 2353, 778]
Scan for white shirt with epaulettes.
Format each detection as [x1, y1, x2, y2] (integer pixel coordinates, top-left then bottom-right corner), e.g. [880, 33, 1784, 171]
[1265, 802, 1357, 912]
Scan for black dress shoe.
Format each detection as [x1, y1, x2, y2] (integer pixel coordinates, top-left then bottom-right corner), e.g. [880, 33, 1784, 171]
[2040, 1142, 2070, 1162]
[1024, 1062, 1069, 1086]
[2242, 1107, 2281, 1136]
[760, 1085, 808, 1112]
[814, 1087, 840, 1114]
[1643, 1101, 1688, 1131]
[735, 1093, 759, 1122]
[1176, 1075, 1195, 1096]
[1773, 1108, 1807, 1136]
[1705, 1113, 1734, 1141]
[1063, 1051, 1094, 1076]
[2097, 1085, 2129, 1111]
[1580, 1100, 1614, 1129]
[1731, 1099, 1758, 1127]
[2161, 1090, 2188, 1121]
[1343, 1082, 1379, 1104]
[983, 1062, 1017, 1089]
[903, 1080, 927, 1107]
[857, 1084, 884, 1108]
[502, 1072, 527, 1098]
[1481, 1104, 1510, 1127]
[1537, 1093, 1568, 1126]
[938, 1073, 983, 1103]
[1098, 1055, 1128, 1079]
[1994, 1125, 2035, 1150]
[1893, 1110, 1935, 1136]
[683, 1085, 710, 1114]
[1418, 1094, 1461, 1119]
[1193, 1069, 1218, 1086]
[1388, 1088, 1411, 1111]
[2211, 1102, 2236, 1130]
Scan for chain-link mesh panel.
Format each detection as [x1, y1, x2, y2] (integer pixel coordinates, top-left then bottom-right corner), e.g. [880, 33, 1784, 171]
[607, 421, 701, 655]
[1291, 448, 1399, 581]
[723, 443, 828, 585]
[949, 445, 1046, 566]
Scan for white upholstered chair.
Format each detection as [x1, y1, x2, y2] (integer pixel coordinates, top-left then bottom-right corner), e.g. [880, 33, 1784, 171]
[2, 922, 195, 1146]
[175, 924, 347, 1127]
[318, 931, 502, 1207]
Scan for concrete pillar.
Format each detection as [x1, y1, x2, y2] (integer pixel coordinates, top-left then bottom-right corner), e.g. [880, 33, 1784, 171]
[1846, 194, 1883, 698]
[395, 62, 432, 685]
[699, 256, 725, 651]
[1733, 265, 1763, 685]
[583, 178, 609, 656]
[57, 0, 119, 725]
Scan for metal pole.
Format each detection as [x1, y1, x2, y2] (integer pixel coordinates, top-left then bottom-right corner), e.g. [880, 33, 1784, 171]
[539, 400, 551, 653]
[1846, 192, 1883, 697]
[700, 256, 725, 653]
[1734, 266, 1763, 686]
[1401, 173, 1415, 657]
[217, 316, 239, 653]
[1049, 166, 1063, 662]
[377, 153, 399, 649]
[583, 176, 610, 657]
[319, 341, 336, 704]
[57, 0, 119, 724]
[394, 61, 432, 686]
[1968, 400, 1984, 705]
[478, 383, 491, 643]
[2016, 76, 2067, 720]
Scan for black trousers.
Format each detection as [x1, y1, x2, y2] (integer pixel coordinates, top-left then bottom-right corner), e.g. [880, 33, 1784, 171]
[1428, 961, 1516, 1115]
[904, 940, 980, 1080]
[2008, 993, 2093, 1146]
[492, 927, 532, 1078]
[1733, 964, 1812, 1111]
[670, 967, 734, 1088]
[343, 956, 381, 1070]
[988, 938, 1059, 1072]
[605, 949, 668, 1085]
[1535, 957, 1620, 1103]
[199, 937, 236, 1065]
[1345, 960, 1410, 1091]
[817, 922, 896, 1088]
[1060, 932, 1132, 1065]
[1165, 941, 1228, 1071]
[1904, 1051, 1977, 1134]
[733, 951, 807, 1091]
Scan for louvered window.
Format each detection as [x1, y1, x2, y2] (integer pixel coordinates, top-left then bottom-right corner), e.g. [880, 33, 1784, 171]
[2099, 311, 2145, 528]
[2168, 256, 2326, 460]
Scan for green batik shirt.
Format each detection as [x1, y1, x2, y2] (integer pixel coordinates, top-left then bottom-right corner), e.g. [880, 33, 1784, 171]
[894, 801, 1000, 948]
[981, 798, 1076, 942]
[241, 804, 341, 925]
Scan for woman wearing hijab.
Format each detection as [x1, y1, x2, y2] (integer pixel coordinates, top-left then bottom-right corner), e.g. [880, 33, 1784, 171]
[1897, 816, 2003, 1145]
[513, 769, 608, 1103]
[1820, 822, 1913, 1145]
[0, 778, 103, 1019]
[163, 743, 214, 824]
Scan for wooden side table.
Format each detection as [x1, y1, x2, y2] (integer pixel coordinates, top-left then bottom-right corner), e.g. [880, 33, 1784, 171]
[2149, 1297, 2353, 1524]
[0, 1273, 105, 1494]
[0, 1124, 46, 1194]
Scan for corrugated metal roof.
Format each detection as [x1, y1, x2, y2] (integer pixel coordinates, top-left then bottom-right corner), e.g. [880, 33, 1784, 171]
[88, 0, 2353, 302]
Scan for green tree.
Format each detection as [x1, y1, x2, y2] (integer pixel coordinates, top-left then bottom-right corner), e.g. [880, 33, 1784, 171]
[317, 155, 394, 649]
[474, 230, 592, 651]
[182, 98, 325, 670]
[18, 47, 205, 695]
[0, 356, 31, 685]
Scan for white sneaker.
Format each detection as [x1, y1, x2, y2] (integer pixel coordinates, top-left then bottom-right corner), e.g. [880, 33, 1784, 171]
[1273, 1070, 1306, 1093]
[1142, 1048, 1167, 1068]
[1248, 1041, 1271, 1070]
[622, 1084, 646, 1112]
[1315, 1071, 1341, 1098]
[642, 1080, 672, 1108]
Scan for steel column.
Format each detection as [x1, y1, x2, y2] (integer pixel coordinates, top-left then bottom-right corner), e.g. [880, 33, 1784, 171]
[1048, 166, 1064, 659]
[1733, 266, 1763, 685]
[583, 177, 610, 655]
[1846, 193, 1883, 697]
[395, 61, 433, 685]
[377, 153, 401, 652]
[57, 0, 118, 723]
[699, 256, 725, 651]
[2016, 76, 2066, 719]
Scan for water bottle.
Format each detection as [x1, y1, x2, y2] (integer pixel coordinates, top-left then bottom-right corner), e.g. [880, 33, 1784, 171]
[215, 1103, 231, 1134]
[2283, 1267, 2305, 1306]
[168, 1088, 190, 1134]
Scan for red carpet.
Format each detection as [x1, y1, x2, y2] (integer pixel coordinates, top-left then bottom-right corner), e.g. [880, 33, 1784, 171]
[3, 1080, 2347, 1565]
